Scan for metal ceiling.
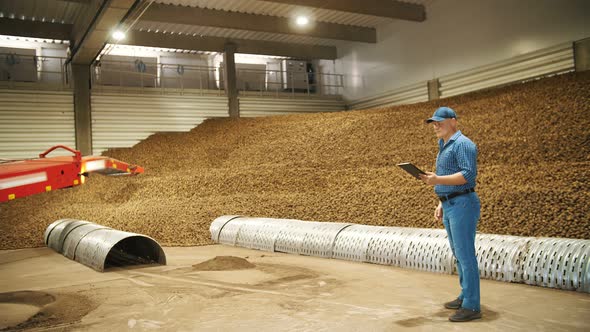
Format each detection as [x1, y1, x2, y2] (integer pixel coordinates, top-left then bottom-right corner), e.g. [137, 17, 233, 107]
[134, 21, 343, 47]
[0, 0, 87, 24]
[0, 0, 431, 57]
[153, 0, 395, 27]
[130, 0, 429, 48]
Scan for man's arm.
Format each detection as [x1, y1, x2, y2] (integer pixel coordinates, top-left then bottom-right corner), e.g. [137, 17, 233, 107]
[419, 171, 466, 186]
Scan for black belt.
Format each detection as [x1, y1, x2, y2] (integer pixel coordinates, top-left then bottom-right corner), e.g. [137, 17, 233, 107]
[438, 188, 475, 202]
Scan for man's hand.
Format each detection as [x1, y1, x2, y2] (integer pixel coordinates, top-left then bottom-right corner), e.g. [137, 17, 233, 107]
[419, 171, 438, 185]
[435, 202, 443, 222]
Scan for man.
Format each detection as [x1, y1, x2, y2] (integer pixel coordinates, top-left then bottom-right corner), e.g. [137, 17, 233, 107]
[419, 106, 482, 322]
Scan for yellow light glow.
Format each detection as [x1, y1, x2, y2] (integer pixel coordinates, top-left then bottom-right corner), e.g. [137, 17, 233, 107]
[296, 16, 309, 26]
[8, 194, 15, 200]
[112, 30, 126, 41]
[45, 185, 52, 192]
[80, 164, 87, 184]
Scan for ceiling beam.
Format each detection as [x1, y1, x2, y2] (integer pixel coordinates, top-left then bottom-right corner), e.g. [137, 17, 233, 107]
[141, 3, 376, 43]
[56, 0, 92, 3]
[256, 0, 426, 22]
[70, 0, 139, 65]
[0, 18, 72, 40]
[126, 30, 337, 59]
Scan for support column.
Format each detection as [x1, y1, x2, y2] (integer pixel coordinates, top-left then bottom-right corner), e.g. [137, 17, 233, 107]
[223, 42, 239, 117]
[574, 37, 590, 72]
[72, 64, 92, 155]
[427, 78, 440, 101]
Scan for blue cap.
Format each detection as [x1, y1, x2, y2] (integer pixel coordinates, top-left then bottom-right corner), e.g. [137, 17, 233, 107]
[425, 107, 457, 123]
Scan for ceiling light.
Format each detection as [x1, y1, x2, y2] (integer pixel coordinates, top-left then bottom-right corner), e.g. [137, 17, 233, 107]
[296, 16, 309, 26]
[112, 30, 125, 41]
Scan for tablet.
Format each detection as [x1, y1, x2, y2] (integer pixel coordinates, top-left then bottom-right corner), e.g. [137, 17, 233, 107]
[397, 162, 426, 180]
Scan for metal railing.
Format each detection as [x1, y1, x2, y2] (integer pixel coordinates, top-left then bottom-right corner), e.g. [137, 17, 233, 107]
[0, 55, 344, 97]
[0, 53, 70, 89]
[236, 68, 344, 97]
[91, 59, 343, 96]
[159, 63, 219, 92]
[91, 60, 225, 95]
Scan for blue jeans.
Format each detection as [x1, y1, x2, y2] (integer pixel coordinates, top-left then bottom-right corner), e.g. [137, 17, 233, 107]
[441, 192, 481, 311]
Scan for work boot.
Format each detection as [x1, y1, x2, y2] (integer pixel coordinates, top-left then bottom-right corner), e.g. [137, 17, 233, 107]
[449, 308, 482, 322]
[444, 298, 462, 309]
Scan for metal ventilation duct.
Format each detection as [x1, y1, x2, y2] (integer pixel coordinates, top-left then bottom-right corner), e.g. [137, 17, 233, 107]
[45, 219, 166, 272]
[210, 216, 590, 293]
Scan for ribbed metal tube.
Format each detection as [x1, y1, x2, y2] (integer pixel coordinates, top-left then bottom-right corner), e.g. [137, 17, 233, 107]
[210, 216, 590, 293]
[45, 219, 166, 272]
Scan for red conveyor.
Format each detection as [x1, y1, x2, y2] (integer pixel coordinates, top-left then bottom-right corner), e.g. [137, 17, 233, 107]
[0, 145, 144, 203]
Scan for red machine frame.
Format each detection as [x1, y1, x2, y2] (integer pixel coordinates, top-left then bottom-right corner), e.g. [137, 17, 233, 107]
[0, 145, 144, 203]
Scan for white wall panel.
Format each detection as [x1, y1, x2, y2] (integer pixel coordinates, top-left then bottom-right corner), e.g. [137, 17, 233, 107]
[337, 0, 590, 102]
[91, 93, 228, 155]
[239, 97, 345, 117]
[0, 89, 74, 160]
[439, 43, 574, 98]
[347, 81, 428, 110]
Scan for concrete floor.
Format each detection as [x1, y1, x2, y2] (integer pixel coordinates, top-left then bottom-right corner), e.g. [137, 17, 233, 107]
[1, 245, 589, 331]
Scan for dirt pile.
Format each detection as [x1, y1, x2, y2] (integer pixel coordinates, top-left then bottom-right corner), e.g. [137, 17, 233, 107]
[192, 256, 256, 271]
[1, 71, 589, 249]
[0, 291, 95, 331]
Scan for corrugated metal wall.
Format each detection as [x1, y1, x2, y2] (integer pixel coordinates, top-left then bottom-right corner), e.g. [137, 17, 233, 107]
[346, 42, 575, 109]
[239, 96, 345, 117]
[91, 93, 228, 155]
[0, 89, 75, 159]
[347, 82, 429, 110]
[439, 43, 575, 98]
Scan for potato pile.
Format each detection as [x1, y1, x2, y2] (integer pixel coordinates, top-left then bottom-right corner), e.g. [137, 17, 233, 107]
[1, 71, 588, 249]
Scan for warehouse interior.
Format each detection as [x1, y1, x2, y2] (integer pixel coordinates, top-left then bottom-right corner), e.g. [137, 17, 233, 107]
[0, 0, 589, 330]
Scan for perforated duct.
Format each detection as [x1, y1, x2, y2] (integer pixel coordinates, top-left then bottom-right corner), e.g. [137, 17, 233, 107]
[45, 219, 166, 272]
[210, 216, 590, 293]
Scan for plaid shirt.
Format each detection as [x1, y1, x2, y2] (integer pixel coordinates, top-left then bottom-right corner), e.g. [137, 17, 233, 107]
[435, 130, 477, 195]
